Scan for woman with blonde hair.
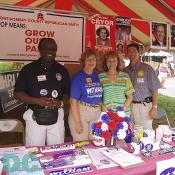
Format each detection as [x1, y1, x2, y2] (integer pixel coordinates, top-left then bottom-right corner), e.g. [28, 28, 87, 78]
[69, 49, 103, 141]
[99, 50, 134, 115]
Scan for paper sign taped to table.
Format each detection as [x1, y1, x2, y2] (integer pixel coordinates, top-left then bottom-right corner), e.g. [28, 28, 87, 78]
[156, 158, 175, 175]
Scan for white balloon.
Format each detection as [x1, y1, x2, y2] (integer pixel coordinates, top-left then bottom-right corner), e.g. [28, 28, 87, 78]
[117, 129, 126, 139]
[101, 123, 109, 131]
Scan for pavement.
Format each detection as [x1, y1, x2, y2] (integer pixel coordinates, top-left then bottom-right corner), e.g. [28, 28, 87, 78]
[158, 77, 175, 97]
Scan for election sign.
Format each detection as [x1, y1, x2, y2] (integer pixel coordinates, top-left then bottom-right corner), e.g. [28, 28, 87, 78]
[0, 6, 84, 62]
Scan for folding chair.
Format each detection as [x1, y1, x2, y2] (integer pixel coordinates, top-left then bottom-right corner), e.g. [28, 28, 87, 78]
[0, 119, 25, 147]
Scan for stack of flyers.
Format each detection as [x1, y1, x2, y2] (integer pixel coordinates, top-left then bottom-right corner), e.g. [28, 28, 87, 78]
[42, 154, 91, 170]
[53, 149, 86, 159]
[40, 144, 75, 153]
[40, 149, 87, 164]
[49, 165, 93, 175]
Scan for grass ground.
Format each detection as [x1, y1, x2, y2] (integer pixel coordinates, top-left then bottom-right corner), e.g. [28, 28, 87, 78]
[153, 94, 175, 129]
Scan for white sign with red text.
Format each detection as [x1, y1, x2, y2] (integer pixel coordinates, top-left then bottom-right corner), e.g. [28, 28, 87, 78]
[0, 6, 84, 62]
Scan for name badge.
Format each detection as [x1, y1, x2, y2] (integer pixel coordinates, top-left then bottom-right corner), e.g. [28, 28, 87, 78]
[37, 75, 47, 82]
[137, 78, 144, 83]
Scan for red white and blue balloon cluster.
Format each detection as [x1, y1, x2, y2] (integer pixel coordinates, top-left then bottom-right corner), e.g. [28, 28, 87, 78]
[91, 107, 132, 145]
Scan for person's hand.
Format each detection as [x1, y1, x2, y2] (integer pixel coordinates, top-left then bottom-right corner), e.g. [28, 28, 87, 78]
[51, 99, 63, 108]
[36, 97, 52, 107]
[36, 98, 63, 108]
[75, 121, 83, 134]
[101, 105, 108, 112]
[149, 107, 157, 119]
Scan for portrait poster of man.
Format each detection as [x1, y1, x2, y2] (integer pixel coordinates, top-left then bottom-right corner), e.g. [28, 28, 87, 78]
[151, 22, 168, 49]
[170, 24, 175, 49]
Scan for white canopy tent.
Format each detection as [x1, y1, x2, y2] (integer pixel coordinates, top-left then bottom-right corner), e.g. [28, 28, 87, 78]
[143, 51, 174, 62]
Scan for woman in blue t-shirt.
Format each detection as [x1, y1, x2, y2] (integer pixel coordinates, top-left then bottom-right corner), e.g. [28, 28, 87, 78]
[68, 49, 103, 141]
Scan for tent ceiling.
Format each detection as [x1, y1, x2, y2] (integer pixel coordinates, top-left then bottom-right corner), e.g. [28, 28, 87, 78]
[71, 0, 175, 45]
[0, 0, 55, 8]
[72, 0, 175, 23]
[1, 0, 175, 45]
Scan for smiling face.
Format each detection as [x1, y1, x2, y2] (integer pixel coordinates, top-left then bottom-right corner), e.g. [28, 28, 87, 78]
[127, 46, 140, 64]
[106, 56, 118, 71]
[99, 29, 107, 40]
[84, 54, 96, 72]
[39, 38, 57, 64]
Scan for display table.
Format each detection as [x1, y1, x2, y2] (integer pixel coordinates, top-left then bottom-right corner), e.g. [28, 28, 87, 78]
[1, 141, 175, 175]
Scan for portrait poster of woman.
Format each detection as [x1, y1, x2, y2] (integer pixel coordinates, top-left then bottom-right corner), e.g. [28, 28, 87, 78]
[96, 25, 111, 47]
[151, 22, 168, 49]
[170, 24, 175, 49]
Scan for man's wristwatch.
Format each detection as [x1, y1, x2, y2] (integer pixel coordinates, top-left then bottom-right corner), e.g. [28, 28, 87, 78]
[152, 105, 158, 108]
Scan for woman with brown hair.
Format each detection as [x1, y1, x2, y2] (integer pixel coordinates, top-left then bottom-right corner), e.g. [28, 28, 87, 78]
[99, 51, 134, 115]
[68, 49, 103, 141]
[96, 26, 110, 47]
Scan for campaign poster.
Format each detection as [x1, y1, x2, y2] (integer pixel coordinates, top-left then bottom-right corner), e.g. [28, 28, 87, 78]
[116, 16, 132, 60]
[0, 62, 27, 113]
[169, 24, 175, 49]
[0, 6, 84, 62]
[88, 14, 116, 52]
[151, 21, 168, 49]
[116, 16, 132, 42]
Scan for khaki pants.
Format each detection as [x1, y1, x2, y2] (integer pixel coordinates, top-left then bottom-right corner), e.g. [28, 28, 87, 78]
[68, 104, 101, 142]
[23, 108, 65, 146]
[131, 103, 153, 130]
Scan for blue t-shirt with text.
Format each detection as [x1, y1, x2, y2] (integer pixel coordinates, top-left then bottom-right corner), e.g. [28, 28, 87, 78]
[70, 69, 103, 104]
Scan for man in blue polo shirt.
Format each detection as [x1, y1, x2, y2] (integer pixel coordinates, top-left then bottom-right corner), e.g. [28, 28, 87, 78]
[14, 38, 70, 146]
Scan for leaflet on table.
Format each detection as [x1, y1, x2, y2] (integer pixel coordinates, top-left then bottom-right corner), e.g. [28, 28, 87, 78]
[0, 146, 27, 159]
[41, 154, 91, 170]
[156, 158, 175, 175]
[102, 148, 144, 169]
[8, 160, 45, 175]
[26, 147, 41, 155]
[40, 149, 86, 163]
[40, 144, 75, 153]
[49, 165, 93, 175]
[86, 147, 118, 169]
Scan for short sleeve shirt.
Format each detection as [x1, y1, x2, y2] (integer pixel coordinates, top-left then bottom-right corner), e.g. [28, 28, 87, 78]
[14, 59, 70, 100]
[99, 72, 134, 114]
[124, 62, 161, 101]
[70, 69, 103, 104]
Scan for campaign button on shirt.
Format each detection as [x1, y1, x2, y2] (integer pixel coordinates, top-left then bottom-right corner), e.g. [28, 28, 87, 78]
[37, 75, 47, 82]
[137, 69, 144, 77]
[56, 73, 62, 81]
[52, 90, 58, 98]
[40, 89, 48, 96]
